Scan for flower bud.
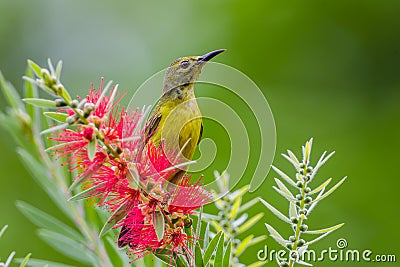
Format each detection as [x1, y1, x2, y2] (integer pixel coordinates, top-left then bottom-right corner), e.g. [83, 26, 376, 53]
[55, 99, 67, 107]
[304, 197, 312, 204]
[299, 224, 308, 232]
[291, 217, 298, 224]
[296, 194, 303, 200]
[298, 239, 306, 247]
[289, 235, 296, 242]
[296, 181, 303, 188]
[305, 187, 311, 193]
[70, 100, 79, 108]
[184, 218, 192, 228]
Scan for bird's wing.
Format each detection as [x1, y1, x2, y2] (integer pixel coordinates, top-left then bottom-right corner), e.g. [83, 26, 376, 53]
[197, 122, 203, 145]
[145, 111, 162, 142]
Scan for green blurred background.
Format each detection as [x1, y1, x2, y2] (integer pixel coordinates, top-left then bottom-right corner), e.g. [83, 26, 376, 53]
[1, 0, 399, 266]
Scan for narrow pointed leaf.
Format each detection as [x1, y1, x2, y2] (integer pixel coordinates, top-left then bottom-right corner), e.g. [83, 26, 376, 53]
[306, 223, 344, 235]
[238, 198, 259, 213]
[153, 211, 165, 241]
[248, 235, 267, 247]
[44, 112, 68, 123]
[0, 71, 24, 109]
[307, 232, 331, 246]
[222, 241, 231, 267]
[229, 196, 241, 219]
[259, 198, 290, 224]
[27, 60, 42, 77]
[203, 222, 210, 249]
[275, 178, 295, 198]
[16, 201, 82, 242]
[18, 253, 31, 267]
[287, 150, 300, 166]
[273, 186, 296, 202]
[271, 166, 297, 187]
[195, 244, 204, 267]
[15, 258, 77, 267]
[37, 229, 95, 264]
[87, 137, 97, 161]
[4, 251, 15, 267]
[237, 212, 264, 234]
[99, 202, 129, 237]
[214, 233, 224, 267]
[55, 60, 63, 80]
[235, 235, 253, 257]
[289, 201, 297, 218]
[40, 123, 68, 135]
[0, 225, 8, 238]
[312, 177, 347, 203]
[248, 262, 265, 267]
[310, 178, 332, 195]
[265, 223, 288, 248]
[23, 98, 56, 108]
[68, 182, 104, 201]
[204, 231, 223, 263]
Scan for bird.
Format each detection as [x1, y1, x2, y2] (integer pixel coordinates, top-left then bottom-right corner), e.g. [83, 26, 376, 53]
[143, 49, 225, 184]
[118, 49, 225, 249]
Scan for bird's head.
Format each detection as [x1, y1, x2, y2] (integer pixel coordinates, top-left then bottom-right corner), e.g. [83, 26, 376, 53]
[163, 49, 225, 93]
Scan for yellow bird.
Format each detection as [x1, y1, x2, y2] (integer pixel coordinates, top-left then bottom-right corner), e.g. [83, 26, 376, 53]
[144, 49, 225, 184]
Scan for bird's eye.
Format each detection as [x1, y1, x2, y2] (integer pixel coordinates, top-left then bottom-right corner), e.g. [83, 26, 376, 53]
[180, 60, 190, 69]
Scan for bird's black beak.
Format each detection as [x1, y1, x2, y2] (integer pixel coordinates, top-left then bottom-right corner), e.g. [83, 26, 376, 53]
[198, 49, 226, 63]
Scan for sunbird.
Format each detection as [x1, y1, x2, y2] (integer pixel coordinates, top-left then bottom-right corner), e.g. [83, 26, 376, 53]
[144, 49, 225, 184]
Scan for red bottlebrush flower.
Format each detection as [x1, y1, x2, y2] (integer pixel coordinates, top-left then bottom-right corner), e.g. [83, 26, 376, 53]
[168, 175, 213, 214]
[117, 206, 160, 255]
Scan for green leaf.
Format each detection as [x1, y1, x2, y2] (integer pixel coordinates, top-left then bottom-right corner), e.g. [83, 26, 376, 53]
[235, 234, 253, 257]
[40, 123, 68, 135]
[23, 66, 39, 129]
[265, 223, 288, 248]
[4, 251, 15, 267]
[0, 224, 8, 238]
[195, 243, 204, 267]
[18, 253, 31, 267]
[214, 234, 224, 267]
[99, 202, 129, 237]
[16, 201, 83, 242]
[248, 262, 265, 267]
[59, 87, 72, 104]
[153, 210, 165, 241]
[23, 98, 56, 108]
[248, 235, 267, 247]
[289, 201, 297, 218]
[237, 212, 264, 234]
[16, 148, 72, 219]
[310, 178, 332, 195]
[271, 165, 297, 188]
[273, 186, 296, 202]
[222, 241, 231, 267]
[103, 237, 126, 267]
[43, 112, 68, 123]
[0, 71, 24, 110]
[68, 182, 104, 201]
[204, 231, 223, 264]
[37, 229, 95, 264]
[312, 176, 347, 204]
[55, 61, 63, 80]
[229, 196, 241, 219]
[259, 198, 290, 224]
[238, 198, 259, 213]
[27, 60, 42, 77]
[87, 137, 97, 161]
[15, 258, 75, 267]
[203, 222, 210, 249]
[306, 223, 344, 235]
[303, 138, 313, 164]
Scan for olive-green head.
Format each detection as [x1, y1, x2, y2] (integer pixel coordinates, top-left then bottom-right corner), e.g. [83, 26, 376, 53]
[163, 49, 225, 93]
